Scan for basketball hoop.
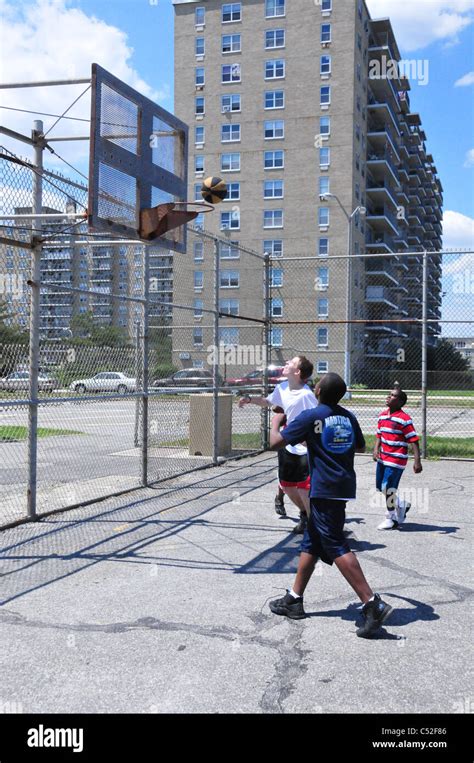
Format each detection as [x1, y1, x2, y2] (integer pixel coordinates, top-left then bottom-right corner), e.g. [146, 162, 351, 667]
[139, 201, 213, 242]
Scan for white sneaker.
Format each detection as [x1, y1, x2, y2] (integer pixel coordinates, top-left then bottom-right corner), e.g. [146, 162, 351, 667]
[396, 501, 411, 525]
[377, 517, 397, 530]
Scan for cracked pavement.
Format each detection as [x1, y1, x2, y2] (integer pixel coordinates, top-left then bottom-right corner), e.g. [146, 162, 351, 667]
[0, 453, 472, 713]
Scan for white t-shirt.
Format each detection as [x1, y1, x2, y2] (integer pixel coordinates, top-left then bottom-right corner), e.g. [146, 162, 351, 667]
[266, 381, 318, 455]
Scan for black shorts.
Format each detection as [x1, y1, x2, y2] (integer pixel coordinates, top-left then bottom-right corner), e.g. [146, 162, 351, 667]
[300, 498, 351, 565]
[278, 448, 310, 489]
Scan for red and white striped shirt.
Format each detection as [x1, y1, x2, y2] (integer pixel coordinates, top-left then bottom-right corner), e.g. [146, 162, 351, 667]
[376, 408, 419, 469]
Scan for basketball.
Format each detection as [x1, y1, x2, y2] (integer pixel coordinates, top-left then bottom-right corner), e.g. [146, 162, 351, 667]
[201, 176, 227, 204]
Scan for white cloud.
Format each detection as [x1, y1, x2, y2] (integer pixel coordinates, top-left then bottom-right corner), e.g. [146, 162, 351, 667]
[442, 211, 474, 250]
[454, 71, 474, 86]
[366, 0, 474, 52]
[464, 149, 474, 167]
[0, 0, 170, 173]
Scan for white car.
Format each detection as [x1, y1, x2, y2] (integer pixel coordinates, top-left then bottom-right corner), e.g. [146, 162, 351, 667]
[0, 372, 56, 392]
[70, 372, 136, 394]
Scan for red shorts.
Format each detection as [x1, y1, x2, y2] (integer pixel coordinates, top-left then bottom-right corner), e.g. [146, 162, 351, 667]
[280, 476, 311, 491]
[278, 449, 310, 491]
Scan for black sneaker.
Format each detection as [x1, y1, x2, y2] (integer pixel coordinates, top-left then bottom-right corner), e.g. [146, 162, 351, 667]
[356, 594, 393, 638]
[274, 497, 287, 517]
[293, 514, 307, 534]
[269, 591, 306, 620]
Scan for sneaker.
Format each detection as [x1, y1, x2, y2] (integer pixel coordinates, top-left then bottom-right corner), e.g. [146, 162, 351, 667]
[269, 591, 306, 620]
[377, 517, 398, 530]
[356, 594, 393, 638]
[274, 497, 287, 517]
[396, 501, 411, 525]
[293, 514, 307, 534]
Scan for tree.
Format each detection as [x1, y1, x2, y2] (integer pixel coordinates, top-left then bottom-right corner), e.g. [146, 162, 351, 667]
[0, 299, 28, 345]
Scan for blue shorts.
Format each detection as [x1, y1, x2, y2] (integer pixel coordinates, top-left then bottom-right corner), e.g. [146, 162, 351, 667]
[300, 498, 350, 566]
[376, 462, 403, 494]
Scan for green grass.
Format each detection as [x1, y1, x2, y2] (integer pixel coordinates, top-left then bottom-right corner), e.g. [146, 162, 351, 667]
[0, 426, 84, 442]
[363, 434, 474, 459]
[159, 432, 262, 450]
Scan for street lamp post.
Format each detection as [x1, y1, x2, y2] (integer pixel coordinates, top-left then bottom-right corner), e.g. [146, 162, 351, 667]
[320, 193, 366, 396]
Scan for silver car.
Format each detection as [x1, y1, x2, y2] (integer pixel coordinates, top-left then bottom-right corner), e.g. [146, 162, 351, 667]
[70, 372, 136, 394]
[0, 371, 56, 392]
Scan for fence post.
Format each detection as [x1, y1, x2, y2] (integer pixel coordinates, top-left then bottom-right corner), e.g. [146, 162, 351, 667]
[262, 252, 271, 450]
[27, 120, 44, 520]
[421, 250, 428, 459]
[134, 319, 140, 449]
[141, 247, 149, 486]
[212, 237, 220, 465]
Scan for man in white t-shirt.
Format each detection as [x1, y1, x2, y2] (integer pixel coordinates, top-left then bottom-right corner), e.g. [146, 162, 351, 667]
[238, 356, 317, 533]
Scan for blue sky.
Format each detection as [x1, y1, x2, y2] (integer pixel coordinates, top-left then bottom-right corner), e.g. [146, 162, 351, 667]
[1, 0, 473, 249]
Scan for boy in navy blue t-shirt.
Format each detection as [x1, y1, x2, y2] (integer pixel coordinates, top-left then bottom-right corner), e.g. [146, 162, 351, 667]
[269, 372, 392, 638]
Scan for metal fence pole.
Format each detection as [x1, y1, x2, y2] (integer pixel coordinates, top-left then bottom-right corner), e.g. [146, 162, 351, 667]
[26, 120, 44, 519]
[212, 237, 220, 465]
[134, 320, 140, 448]
[421, 250, 428, 459]
[344, 220, 353, 397]
[141, 247, 150, 486]
[262, 253, 271, 450]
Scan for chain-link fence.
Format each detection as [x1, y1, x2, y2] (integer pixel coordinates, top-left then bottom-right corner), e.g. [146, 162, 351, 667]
[1, 145, 473, 529]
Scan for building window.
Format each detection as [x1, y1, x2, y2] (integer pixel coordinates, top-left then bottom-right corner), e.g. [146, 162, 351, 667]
[195, 125, 205, 145]
[265, 90, 285, 109]
[318, 238, 329, 257]
[194, 183, 202, 201]
[320, 147, 330, 168]
[321, 24, 331, 43]
[270, 268, 283, 287]
[219, 299, 239, 316]
[266, 0, 285, 18]
[193, 360, 205, 369]
[317, 361, 329, 374]
[264, 150, 284, 169]
[220, 270, 240, 288]
[222, 33, 241, 53]
[265, 120, 284, 139]
[194, 241, 204, 262]
[221, 211, 240, 230]
[221, 123, 241, 142]
[321, 0, 332, 10]
[355, 153, 360, 171]
[264, 179, 284, 199]
[221, 94, 241, 112]
[193, 327, 203, 346]
[318, 297, 329, 317]
[264, 209, 283, 228]
[221, 152, 240, 171]
[357, 94, 361, 112]
[195, 155, 204, 173]
[316, 267, 329, 289]
[195, 97, 205, 116]
[194, 299, 204, 318]
[265, 59, 285, 79]
[319, 207, 329, 226]
[317, 327, 328, 346]
[194, 271, 203, 290]
[265, 29, 285, 49]
[320, 85, 331, 105]
[357, 33, 362, 51]
[320, 55, 331, 75]
[219, 327, 239, 345]
[195, 7, 205, 26]
[194, 213, 204, 231]
[320, 116, 330, 135]
[225, 182, 240, 200]
[271, 298, 283, 317]
[270, 327, 283, 347]
[264, 239, 283, 257]
[195, 67, 205, 86]
[220, 242, 240, 259]
[358, 0, 363, 19]
[195, 38, 205, 56]
[319, 177, 330, 196]
[357, 62, 361, 82]
[222, 63, 241, 83]
[222, 3, 241, 23]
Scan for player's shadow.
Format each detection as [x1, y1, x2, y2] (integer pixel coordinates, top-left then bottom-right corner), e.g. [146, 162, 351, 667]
[305, 593, 439, 638]
[398, 523, 460, 534]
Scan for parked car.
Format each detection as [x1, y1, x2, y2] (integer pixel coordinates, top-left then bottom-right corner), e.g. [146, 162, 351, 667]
[152, 369, 223, 388]
[225, 366, 286, 390]
[0, 371, 56, 392]
[69, 372, 136, 394]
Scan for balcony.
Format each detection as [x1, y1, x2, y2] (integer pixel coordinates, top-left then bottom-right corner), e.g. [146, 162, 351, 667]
[366, 180, 399, 210]
[365, 285, 398, 309]
[367, 151, 400, 185]
[366, 205, 400, 235]
[366, 233, 398, 252]
[367, 126, 401, 162]
[366, 338, 398, 359]
[365, 258, 399, 284]
[367, 95, 400, 136]
[398, 90, 410, 113]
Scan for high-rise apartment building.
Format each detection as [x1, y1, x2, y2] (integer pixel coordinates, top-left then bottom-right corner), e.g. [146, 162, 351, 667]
[172, 0, 443, 381]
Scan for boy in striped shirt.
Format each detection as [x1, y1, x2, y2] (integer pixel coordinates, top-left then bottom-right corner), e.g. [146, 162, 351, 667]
[373, 387, 422, 530]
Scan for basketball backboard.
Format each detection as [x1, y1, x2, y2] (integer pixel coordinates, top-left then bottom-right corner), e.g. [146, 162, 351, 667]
[88, 63, 189, 251]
